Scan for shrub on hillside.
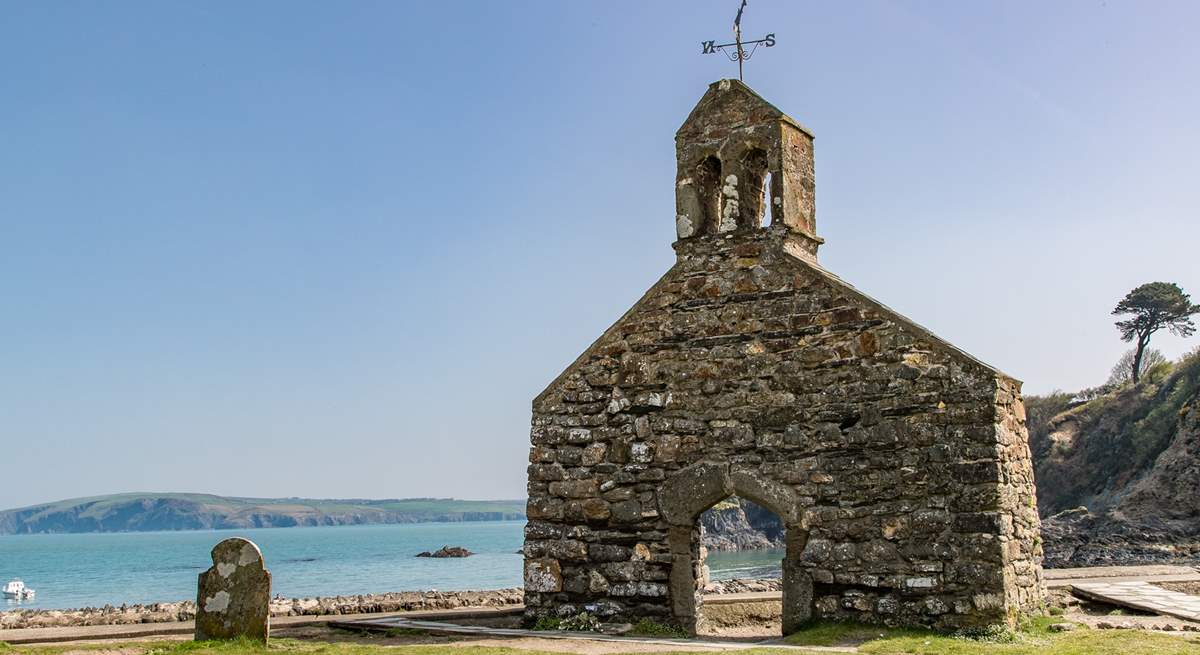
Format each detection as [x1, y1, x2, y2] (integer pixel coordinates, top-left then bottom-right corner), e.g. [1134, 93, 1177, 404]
[1024, 390, 1076, 436]
[1073, 384, 1117, 403]
[1107, 348, 1168, 387]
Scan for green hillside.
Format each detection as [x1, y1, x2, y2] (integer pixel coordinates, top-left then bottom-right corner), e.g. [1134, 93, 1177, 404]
[1029, 349, 1200, 566]
[0, 493, 526, 534]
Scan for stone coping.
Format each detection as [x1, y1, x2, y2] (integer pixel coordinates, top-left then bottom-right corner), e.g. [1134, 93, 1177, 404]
[702, 592, 783, 605]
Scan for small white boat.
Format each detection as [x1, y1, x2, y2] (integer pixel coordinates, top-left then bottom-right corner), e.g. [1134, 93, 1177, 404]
[3, 579, 35, 600]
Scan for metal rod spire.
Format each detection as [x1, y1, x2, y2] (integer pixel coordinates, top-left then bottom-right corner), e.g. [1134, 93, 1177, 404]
[734, 0, 746, 80]
[700, 0, 774, 80]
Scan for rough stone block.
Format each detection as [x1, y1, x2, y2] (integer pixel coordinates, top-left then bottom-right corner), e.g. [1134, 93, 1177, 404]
[657, 461, 730, 526]
[524, 558, 563, 593]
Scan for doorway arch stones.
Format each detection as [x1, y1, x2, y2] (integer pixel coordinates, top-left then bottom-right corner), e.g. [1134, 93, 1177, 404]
[659, 461, 811, 634]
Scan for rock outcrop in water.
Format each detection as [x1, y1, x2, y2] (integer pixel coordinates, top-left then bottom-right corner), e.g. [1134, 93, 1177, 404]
[416, 545, 474, 558]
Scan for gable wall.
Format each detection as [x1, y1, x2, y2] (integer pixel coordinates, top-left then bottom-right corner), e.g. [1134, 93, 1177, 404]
[524, 231, 1042, 630]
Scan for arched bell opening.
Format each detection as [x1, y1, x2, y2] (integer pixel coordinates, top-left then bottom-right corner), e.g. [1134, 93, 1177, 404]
[695, 155, 723, 235]
[766, 171, 782, 226]
[738, 148, 770, 230]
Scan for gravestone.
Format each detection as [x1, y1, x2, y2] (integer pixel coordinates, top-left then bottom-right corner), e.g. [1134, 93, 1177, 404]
[195, 537, 271, 642]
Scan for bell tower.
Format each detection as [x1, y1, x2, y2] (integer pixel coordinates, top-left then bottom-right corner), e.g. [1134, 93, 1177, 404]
[674, 79, 822, 261]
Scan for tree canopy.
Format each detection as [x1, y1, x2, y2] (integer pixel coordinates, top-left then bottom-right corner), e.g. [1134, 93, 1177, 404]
[1112, 282, 1198, 383]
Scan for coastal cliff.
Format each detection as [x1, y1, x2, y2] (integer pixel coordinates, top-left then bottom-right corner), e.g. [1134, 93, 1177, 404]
[1031, 352, 1200, 567]
[700, 498, 784, 551]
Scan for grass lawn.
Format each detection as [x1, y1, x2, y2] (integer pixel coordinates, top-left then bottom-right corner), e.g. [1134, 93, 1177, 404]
[2, 620, 1200, 655]
[784, 616, 1200, 654]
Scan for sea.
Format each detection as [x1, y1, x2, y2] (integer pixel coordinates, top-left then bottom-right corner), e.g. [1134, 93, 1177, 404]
[0, 521, 782, 611]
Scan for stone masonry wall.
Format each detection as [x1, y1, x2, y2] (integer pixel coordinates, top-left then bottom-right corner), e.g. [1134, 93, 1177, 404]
[995, 378, 1045, 615]
[524, 228, 1043, 631]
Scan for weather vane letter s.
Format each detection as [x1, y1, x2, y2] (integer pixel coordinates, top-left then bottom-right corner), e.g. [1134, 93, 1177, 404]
[701, 0, 775, 81]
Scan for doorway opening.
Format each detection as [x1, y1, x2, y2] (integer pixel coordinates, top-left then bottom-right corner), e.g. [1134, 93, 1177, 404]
[695, 496, 785, 637]
[659, 463, 812, 637]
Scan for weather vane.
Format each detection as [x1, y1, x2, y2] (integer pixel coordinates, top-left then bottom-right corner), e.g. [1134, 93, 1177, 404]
[701, 0, 775, 81]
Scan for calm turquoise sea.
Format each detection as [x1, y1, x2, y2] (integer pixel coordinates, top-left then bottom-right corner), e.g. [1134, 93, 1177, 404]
[0, 522, 781, 611]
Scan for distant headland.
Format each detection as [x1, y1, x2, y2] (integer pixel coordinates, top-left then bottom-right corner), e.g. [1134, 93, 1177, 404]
[0, 493, 526, 534]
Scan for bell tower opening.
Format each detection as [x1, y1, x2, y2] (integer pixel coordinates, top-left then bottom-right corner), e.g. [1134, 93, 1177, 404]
[696, 155, 722, 235]
[673, 79, 823, 260]
[763, 172, 777, 227]
[739, 147, 769, 229]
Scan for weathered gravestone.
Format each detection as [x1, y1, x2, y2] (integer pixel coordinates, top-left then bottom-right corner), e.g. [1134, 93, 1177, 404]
[195, 537, 271, 642]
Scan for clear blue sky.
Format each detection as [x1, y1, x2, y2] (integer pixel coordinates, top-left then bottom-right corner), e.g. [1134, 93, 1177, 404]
[2, 1, 1197, 510]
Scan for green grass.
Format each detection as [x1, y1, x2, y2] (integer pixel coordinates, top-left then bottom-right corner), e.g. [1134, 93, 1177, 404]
[5, 622, 1200, 655]
[784, 621, 931, 646]
[784, 617, 1200, 654]
[531, 616, 562, 631]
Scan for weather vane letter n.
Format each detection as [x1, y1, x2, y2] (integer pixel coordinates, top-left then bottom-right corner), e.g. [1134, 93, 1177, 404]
[701, 0, 775, 81]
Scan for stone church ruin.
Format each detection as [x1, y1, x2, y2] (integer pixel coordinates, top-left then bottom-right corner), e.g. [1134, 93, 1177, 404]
[523, 79, 1043, 633]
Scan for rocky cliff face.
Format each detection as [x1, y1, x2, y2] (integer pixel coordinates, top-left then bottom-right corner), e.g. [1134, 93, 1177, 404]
[1033, 353, 1200, 567]
[699, 498, 784, 551]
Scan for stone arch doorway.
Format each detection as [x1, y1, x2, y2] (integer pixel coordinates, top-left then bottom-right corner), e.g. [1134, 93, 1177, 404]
[658, 461, 812, 635]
